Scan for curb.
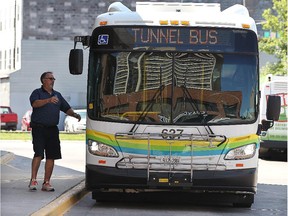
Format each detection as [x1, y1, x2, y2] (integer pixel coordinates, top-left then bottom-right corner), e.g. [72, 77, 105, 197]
[31, 180, 88, 216]
[0, 152, 15, 164]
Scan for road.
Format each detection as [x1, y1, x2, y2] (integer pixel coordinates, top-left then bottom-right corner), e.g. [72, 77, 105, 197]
[1, 140, 287, 215]
[64, 155, 287, 216]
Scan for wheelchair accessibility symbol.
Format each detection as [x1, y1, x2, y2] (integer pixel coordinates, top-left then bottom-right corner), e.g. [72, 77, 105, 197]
[97, 34, 109, 45]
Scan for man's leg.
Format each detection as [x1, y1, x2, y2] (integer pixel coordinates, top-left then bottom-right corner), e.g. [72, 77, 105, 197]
[42, 127, 60, 191]
[29, 156, 42, 190]
[44, 159, 54, 183]
[31, 156, 42, 180]
[30, 126, 44, 190]
[42, 159, 55, 191]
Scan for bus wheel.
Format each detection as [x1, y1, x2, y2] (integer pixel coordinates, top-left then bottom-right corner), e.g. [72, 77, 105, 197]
[93, 191, 119, 202]
[233, 202, 252, 208]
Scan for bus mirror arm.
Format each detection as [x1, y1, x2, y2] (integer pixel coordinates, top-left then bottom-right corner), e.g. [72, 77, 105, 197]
[260, 120, 274, 132]
[74, 36, 90, 49]
[258, 95, 281, 133]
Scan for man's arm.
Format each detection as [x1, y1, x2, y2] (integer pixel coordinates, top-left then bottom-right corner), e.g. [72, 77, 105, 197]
[66, 108, 81, 121]
[31, 96, 59, 108]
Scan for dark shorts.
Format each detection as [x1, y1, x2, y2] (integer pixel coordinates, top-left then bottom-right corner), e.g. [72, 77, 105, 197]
[32, 126, 62, 160]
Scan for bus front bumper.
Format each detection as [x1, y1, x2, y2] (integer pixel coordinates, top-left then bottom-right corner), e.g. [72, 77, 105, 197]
[86, 165, 257, 194]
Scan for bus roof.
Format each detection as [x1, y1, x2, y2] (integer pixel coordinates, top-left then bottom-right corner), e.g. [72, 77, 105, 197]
[94, 2, 257, 34]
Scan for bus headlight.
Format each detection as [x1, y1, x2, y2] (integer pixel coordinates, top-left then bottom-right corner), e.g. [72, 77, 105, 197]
[225, 144, 256, 160]
[88, 140, 119, 157]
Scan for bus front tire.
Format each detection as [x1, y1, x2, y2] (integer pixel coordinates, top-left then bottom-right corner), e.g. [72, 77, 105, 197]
[233, 202, 253, 208]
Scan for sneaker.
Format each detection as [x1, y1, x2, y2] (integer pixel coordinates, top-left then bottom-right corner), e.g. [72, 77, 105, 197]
[41, 181, 55, 192]
[28, 179, 38, 191]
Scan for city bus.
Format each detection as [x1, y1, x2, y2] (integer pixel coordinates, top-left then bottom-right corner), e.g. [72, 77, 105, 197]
[260, 75, 287, 157]
[69, 2, 280, 207]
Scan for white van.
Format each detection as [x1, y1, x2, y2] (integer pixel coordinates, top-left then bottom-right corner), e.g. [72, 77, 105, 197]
[260, 75, 287, 156]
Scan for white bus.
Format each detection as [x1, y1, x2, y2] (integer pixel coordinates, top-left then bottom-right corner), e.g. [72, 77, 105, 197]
[69, 2, 280, 207]
[260, 75, 287, 157]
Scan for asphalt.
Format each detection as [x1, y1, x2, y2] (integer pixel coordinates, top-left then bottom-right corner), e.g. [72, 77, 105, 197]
[1, 150, 87, 216]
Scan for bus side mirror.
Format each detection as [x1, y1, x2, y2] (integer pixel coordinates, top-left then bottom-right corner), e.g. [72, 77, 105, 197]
[266, 95, 280, 121]
[260, 95, 281, 132]
[69, 49, 83, 75]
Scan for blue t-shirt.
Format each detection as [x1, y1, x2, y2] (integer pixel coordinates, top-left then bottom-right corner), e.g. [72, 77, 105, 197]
[30, 86, 71, 126]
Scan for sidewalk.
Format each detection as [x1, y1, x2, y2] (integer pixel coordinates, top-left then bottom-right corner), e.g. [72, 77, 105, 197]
[1, 150, 87, 216]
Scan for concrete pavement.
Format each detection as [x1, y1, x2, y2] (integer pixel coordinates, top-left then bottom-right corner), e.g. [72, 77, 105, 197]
[1, 150, 87, 216]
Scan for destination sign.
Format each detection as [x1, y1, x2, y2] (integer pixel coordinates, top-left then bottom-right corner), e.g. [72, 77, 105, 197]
[131, 28, 220, 45]
[91, 26, 258, 53]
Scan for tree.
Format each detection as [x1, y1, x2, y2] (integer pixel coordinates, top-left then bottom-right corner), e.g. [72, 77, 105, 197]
[259, 0, 287, 76]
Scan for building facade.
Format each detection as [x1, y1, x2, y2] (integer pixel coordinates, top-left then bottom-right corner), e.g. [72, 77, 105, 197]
[22, 0, 271, 41]
[0, 0, 22, 105]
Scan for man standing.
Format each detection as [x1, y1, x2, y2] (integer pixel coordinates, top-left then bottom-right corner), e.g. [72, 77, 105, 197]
[28, 71, 81, 191]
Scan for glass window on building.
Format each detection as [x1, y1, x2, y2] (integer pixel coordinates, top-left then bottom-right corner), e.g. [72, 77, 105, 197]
[0, 51, 2, 70]
[4, 50, 7, 70]
[16, 47, 20, 63]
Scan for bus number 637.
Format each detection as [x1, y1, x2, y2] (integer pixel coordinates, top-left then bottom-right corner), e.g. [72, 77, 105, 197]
[161, 129, 184, 140]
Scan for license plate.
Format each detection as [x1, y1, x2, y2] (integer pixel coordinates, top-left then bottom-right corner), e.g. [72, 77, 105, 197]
[160, 156, 180, 165]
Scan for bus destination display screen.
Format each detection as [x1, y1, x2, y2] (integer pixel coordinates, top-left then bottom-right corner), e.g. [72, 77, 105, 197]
[91, 26, 258, 53]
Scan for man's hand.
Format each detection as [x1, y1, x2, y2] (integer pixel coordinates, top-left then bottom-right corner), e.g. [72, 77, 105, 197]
[50, 96, 59, 104]
[73, 113, 81, 122]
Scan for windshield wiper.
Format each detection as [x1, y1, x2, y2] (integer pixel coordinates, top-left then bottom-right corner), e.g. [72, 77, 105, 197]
[129, 84, 165, 133]
[129, 67, 164, 133]
[181, 69, 214, 135]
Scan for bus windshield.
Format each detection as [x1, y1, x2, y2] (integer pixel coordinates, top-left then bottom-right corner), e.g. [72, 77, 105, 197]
[88, 51, 258, 125]
[87, 26, 258, 125]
